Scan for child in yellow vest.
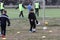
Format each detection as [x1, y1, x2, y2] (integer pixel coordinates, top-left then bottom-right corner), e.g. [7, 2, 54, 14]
[34, 2, 40, 16]
[16, 2, 26, 17]
[0, 1, 4, 14]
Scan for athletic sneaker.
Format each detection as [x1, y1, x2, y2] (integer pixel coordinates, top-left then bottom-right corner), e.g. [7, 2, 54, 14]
[2, 34, 5, 38]
[29, 31, 32, 32]
[32, 29, 36, 32]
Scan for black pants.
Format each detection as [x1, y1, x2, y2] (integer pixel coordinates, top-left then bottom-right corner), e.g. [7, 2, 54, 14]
[29, 20, 36, 31]
[35, 8, 39, 16]
[1, 25, 6, 36]
[0, 9, 4, 14]
[19, 11, 24, 17]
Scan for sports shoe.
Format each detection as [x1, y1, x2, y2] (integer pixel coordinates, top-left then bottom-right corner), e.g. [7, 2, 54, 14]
[32, 29, 36, 32]
[2, 34, 5, 38]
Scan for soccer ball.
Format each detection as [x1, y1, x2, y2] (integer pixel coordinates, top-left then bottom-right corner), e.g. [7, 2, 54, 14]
[45, 21, 48, 26]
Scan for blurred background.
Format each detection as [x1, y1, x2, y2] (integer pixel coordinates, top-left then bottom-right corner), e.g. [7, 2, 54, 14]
[0, 0, 60, 40]
[0, 0, 60, 8]
[0, 0, 60, 5]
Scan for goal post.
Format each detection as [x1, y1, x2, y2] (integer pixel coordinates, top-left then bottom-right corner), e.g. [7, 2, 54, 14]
[42, 0, 45, 25]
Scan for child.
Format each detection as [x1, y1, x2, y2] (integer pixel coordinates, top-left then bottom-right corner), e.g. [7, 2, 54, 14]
[0, 10, 10, 38]
[34, 2, 40, 16]
[27, 3, 32, 12]
[16, 1, 26, 18]
[0, 1, 4, 14]
[28, 9, 36, 32]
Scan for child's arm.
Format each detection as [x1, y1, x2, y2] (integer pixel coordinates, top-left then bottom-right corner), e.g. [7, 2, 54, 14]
[16, 4, 19, 9]
[16, 6, 19, 9]
[22, 4, 26, 9]
[6, 17, 10, 26]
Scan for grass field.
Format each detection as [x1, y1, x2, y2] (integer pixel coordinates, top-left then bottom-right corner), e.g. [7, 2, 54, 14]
[0, 8, 60, 40]
[5, 8, 60, 19]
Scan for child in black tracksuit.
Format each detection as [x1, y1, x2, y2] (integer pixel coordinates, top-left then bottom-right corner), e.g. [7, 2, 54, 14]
[0, 10, 10, 38]
[28, 9, 36, 32]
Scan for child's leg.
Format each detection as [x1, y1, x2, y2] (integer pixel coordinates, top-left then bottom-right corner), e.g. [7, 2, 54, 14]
[1, 26, 4, 35]
[36, 9, 39, 16]
[19, 12, 21, 17]
[35, 8, 39, 16]
[3, 26, 6, 36]
[32, 22, 36, 32]
[38, 9, 39, 16]
[19, 11, 22, 17]
[33, 22, 36, 29]
[21, 11, 24, 17]
[19, 11, 24, 17]
[35, 8, 37, 15]
[30, 25, 33, 31]
[29, 21, 33, 31]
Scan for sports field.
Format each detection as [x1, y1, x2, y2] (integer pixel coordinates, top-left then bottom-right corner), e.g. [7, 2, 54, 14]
[0, 8, 60, 40]
[5, 8, 60, 19]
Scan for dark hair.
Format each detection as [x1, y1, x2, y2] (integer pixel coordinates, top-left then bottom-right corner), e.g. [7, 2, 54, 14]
[30, 8, 34, 11]
[19, 1, 22, 3]
[4, 10, 7, 13]
[29, 8, 34, 13]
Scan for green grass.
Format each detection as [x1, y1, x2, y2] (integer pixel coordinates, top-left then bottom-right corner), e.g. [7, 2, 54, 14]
[0, 8, 60, 40]
[3, 8, 60, 19]
[45, 9, 60, 18]
[0, 19, 60, 40]
[5, 8, 29, 19]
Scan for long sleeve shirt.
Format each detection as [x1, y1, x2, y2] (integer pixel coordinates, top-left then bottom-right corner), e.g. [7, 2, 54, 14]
[0, 14, 10, 26]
